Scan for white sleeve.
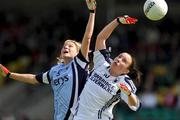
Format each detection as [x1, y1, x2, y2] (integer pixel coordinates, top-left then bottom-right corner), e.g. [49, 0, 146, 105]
[93, 49, 111, 69]
[121, 92, 141, 111]
[119, 76, 141, 111]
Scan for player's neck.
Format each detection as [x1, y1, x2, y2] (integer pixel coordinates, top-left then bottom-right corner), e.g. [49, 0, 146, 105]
[109, 68, 119, 77]
[63, 58, 73, 65]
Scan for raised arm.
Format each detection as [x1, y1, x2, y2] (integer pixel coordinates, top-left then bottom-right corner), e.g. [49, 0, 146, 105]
[95, 15, 138, 51]
[0, 64, 39, 84]
[81, 0, 96, 60]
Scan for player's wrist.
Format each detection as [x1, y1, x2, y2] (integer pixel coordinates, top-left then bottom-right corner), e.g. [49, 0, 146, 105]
[116, 16, 127, 24]
[86, 0, 96, 13]
[116, 15, 138, 24]
[116, 17, 121, 24]
[89, 9, 96, 13]
[128, 92, 131, 96]
[6, 72, 11, 78]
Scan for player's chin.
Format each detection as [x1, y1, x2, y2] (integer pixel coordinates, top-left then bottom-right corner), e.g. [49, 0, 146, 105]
[63, 55, 74, 59]
[62, 53, 70, 57]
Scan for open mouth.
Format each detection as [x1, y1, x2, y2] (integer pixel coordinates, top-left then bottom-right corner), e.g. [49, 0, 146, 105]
[64, 51, 68, 53]
[63, 50, 69, 54]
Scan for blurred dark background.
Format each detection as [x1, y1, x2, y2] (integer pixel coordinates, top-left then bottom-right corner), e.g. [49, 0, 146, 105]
[0, 0, 180, 120]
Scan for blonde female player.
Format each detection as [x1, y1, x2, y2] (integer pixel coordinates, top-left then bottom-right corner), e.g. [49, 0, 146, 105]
[72, 15, 141, 120]
[0, 0, 96, 120]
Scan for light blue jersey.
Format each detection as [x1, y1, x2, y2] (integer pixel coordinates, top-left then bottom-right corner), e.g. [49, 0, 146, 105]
[36, 52, 89, 120]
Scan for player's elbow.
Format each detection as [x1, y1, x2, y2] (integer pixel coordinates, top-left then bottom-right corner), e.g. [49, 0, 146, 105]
[83, 35, 92, 43]
[97, 34, 106, 41]
[85, 38, 92, 44]
[96, 35, 107, 46]
[129, 100, 141, 112]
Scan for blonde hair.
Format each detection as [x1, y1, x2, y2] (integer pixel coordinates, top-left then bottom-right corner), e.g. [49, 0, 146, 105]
[65, 40, 81, 52]
[57, 40, 81, 63]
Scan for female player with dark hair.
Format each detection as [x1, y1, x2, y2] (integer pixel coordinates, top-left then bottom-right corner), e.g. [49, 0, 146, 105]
[0, 0, 97, 120]
[72, 15, 141, 120]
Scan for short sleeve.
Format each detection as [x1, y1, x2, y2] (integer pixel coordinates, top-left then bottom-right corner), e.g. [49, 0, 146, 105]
[93, 49, 111, 69]
[35, 71, 51, 84]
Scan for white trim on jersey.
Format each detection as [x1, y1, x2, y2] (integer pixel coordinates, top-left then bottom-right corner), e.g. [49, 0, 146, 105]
[68, 61, 79, 120]
[75, 57, 87, 69]
[42, 72, 49, 84]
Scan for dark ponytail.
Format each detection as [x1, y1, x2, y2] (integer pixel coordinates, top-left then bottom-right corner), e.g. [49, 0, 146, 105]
[127, 56, 142, 87]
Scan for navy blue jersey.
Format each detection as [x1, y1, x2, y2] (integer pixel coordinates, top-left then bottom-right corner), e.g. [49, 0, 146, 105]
[36, 51, 89, 120]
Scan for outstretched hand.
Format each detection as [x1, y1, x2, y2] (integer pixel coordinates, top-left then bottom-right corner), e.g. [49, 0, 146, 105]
[86, 0, 96, 11]
[0, 64, 10, 78]
[117, 15, 138, 24]
[118, 83, 131, 96]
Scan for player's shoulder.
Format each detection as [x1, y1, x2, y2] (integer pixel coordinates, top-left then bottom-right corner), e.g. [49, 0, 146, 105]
[94, 49, 110, 57]
[48, 63, 66, 73]
[50, 63, 61, 69]
[117, 74, 130, 81]
[93, 49, 112, 66]
[117, 75, 137, 93]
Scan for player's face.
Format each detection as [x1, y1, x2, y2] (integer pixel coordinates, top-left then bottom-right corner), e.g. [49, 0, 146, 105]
[61, 41, 79, 60]
[111, 52, 132, 75]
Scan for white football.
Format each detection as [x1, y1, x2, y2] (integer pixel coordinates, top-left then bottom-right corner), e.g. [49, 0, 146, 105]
[143, 0, 168, 21]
